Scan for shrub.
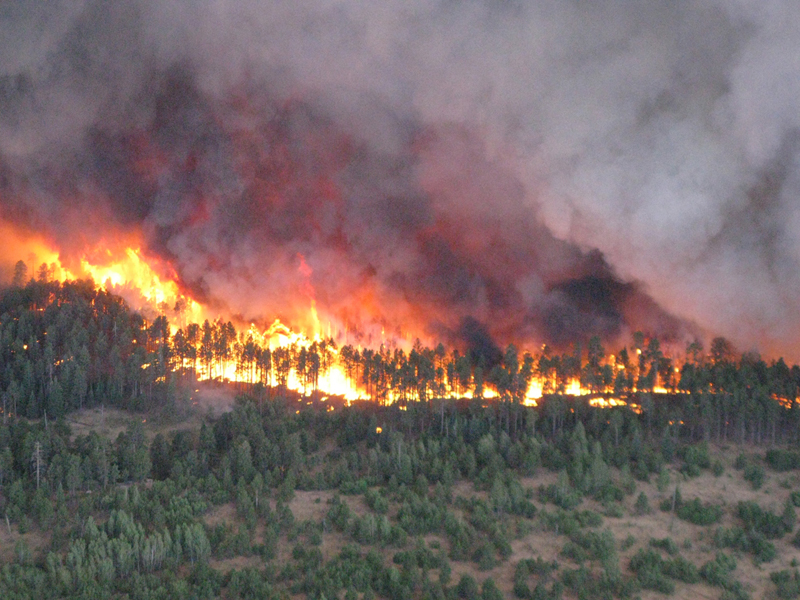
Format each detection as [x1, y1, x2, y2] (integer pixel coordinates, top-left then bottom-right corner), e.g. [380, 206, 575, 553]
[561, 565, 634, 599]
[751, 535, 778, 563]
[513, 558, 558, 599]
[700, 552, 736, 587]
[649, 537, 679, 556]
[737, 501, 791, 539]
[676, 498, 723, 526]
[539, 481, 582, 510]
[715, 526, 776, 563]
[629, 549, 675, 594]
[680, 443, 711, 477]
[539, 509, 598, 537]
[621, 534, 636, 551]
[574, 510, 603, 528]
[561, 530, 616, 563]
[744, 463, 765, 490]
[766, 450, 800, 472]
[520, 557, 558, 577]
[593, 483, 625, 504]
[365, 488, 390, 514]
[630, 545, 699, 592]
[721, 581, 751, 600]
[662, 556, 700, 584]
[456, 574, 479, 600]
[634, 491, 651, 516]
[473, 542, 497, 571]
[771, 569, 800, 599]
[481, 578, 504, 600]
[656, 468, 670, 493]
[784, 498, 797, 532]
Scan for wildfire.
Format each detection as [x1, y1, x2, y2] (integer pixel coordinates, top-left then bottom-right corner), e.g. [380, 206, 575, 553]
[589, 397, 628, 409]
[13, 234, 205, 328]
[524, 380, 543, 406]
[79, 247, 188, 308]
[3, 228, 706, 409]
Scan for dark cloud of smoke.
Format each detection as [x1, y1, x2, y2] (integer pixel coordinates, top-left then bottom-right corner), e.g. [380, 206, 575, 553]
[1, 0, 798, 357]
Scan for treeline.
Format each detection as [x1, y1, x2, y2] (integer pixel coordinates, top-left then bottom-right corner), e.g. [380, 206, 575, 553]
[3, 276, 800, 446]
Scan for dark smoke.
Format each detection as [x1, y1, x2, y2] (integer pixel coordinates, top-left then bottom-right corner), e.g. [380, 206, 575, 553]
[1, 1, 799, 357]
[458, 317, 503, 369]
[545, 276, 630, 347]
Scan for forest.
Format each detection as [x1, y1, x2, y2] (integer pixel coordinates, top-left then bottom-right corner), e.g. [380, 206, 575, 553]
[2, 275, 800, 599]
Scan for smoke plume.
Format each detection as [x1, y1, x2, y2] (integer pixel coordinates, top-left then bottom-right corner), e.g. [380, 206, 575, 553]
[1, 0, 799, 357]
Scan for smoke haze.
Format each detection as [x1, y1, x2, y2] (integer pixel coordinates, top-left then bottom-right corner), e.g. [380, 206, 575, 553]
[1, 0, 798, 357]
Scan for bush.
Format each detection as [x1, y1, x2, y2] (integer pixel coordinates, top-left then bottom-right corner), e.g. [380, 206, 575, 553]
[737, 501, 791, 539]
[751, 535, 778, 563]
[456, 574, 479, 600]
[771, 569, 800, 599]
[721, 581, 751, 600]
[629, 549, 675, 594]
[676, 498, 723, 526]
[700, 552, 736, 587]
[561, 530, 616, 564]
[744, 463, 765, 490]
[662, 556, 700, 583]
[539, 510, 580, 537]
[481, 578, 503, 600]
[649, 537, 679, 556]
[634, 491, 651, 516]
[621, 534, 636, 551]
[630, 545, 699, 591]
[766, 450, 800, 472]
[574, 510, 603, 528]
[561, 565, 633, 599]
[365, 488, 390, 514]
[539, 481, 582, 510]
[715, 526, 776, 563]
[603, 502, 625, 518]
[656, 468, 670, 493]
[513, 557, 558, 599]
[680, 443, 711, 476]
[473, 542, 497, 571]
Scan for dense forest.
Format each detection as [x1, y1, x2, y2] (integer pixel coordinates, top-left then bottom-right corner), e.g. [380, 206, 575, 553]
[3, 275, 800, 599]
[3, 275, 800, 446]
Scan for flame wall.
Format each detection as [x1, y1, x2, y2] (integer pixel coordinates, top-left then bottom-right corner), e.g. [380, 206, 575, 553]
[1, 1, 799, 358]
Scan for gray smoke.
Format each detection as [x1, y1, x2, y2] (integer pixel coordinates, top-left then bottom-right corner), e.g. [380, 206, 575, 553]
[1, 0, 799, 357]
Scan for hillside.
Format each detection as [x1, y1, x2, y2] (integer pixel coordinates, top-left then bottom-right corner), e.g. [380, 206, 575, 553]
[2, 391, 800, 599]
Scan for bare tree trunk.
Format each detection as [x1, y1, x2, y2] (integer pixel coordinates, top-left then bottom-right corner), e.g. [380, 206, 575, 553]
[32, 441, 41, 489]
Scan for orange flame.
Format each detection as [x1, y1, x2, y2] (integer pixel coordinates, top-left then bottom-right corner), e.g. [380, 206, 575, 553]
[2, 222, 701, 408]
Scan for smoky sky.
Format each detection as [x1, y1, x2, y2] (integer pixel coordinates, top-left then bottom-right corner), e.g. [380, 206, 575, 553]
[1, 0, 799, 357]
